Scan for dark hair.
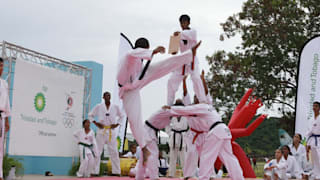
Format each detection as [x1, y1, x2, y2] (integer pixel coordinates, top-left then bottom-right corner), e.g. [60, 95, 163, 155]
[82, 119, 90, 128]
[314, 101, 320, 107]
[296, 133, 302, 141]
[179, 14, 190, 22]
[173, 99, 184, 106]
[103, 91, 110, 97]
[173, 101, 184, 106]
[134, 38, 149, 49]
[281, 145, 292, 155]
[0, 57, 3, 63]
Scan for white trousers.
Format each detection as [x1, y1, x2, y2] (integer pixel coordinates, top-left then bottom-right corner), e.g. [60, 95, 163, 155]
[183, 132, 198, 178]
[94, 130, 120, 175]
[77, 149, 95, 178]
[199, 131, 244, 180]
[167, 62, 206, 105]
[0, 118, 4, 178]
[311, 147, 320, 179]
[169, 147, 185, 177]
[122, 50, 193, 148]
[135, 138, 159, 180]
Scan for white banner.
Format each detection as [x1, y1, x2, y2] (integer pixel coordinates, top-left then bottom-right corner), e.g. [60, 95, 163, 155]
[296, 36, 320, 141]
[8, 60, 85, 157]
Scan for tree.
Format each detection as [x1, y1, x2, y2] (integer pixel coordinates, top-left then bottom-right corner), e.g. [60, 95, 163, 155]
[206, 0, 320, 134]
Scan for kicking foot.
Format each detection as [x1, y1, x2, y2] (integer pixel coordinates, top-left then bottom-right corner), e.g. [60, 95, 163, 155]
[192, 41, 202, 57]
[142, 146, 150, 166]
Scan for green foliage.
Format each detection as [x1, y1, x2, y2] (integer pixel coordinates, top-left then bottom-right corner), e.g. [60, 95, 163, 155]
[68, 159, 108, 176]
[68, 159, 80, 176]
[3, 155, 24, 178]
[99, 162, 108, 176]
[206, 0, 320, 132]
[236, 117, 280, 156]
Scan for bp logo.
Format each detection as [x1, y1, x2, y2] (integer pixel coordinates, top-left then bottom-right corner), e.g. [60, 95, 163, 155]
[34, 92, 46, 112]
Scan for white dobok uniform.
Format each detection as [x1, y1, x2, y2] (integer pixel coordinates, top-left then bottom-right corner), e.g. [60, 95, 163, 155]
[282, 155, 301, 179]
[170, 104, 244, 180]
[306, 114, 320, 179]
[0, 79, 11, 178]
[123, 151, 137, 158]
[289, 144, 311, 175]
[167, 28, 206, 105]
[264, 158, 288, 180]
[117, 48, 194, 149]
[135, 109, 174, 180]
[74, 129, 97, 178]
[167, 116, 188, 177]
[181, 93, 213, 178]
[88, 103, 125, 175]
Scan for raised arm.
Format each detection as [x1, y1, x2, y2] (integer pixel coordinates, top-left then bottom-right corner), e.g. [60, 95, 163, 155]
[183, 75, 188, 97]
[180, 29, 197, 42]
[200, 70, 208, 95]
[168, 104, 209, 117]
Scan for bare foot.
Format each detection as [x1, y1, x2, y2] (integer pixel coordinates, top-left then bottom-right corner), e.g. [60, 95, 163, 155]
[142, 146, 150, 166]
[192, 41, 202, 57]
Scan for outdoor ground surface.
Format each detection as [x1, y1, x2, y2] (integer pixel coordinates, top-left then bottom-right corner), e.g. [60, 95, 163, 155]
[19, 176, 262, 180]
[15, 162, 267, 180]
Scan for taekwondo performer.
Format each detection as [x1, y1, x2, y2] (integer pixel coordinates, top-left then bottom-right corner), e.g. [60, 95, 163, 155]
[167, 14, 206, 106]
[289, 133, 311, 178]
[166, 99, 188, 177]
[117, 36, 201, 164]
[163, 103, 244, 180]
[73, 120, 97, 178]
[264, 149, 288, 180]
[181, 70, 213, 179]
[306, 101, 320, 179]
[88, 91, 125, 176]
[0, 58, 11, 180]
[135, 103, 184, 180]
[181, 76, 199, 179]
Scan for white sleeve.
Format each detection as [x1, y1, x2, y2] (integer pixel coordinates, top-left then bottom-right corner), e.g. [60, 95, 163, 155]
[276, 160, 288, 170]
[305, 120, 313, 137]
[116, 105, 125, 125]
[183, 94, 191, 105]
[206, 94, 213, 105]
[88, 104, 99, 122]
[264, 160, 274, 170]
[73, 130, 81, 143]
[127, 48, 153, 61]
[180, 29, 197, 41]
[122, 152, 132, 158]
[170, 104, 208, 117]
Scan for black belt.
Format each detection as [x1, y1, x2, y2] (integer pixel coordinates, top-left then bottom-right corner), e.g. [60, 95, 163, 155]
[172, 127, 189, 151]
[78, 142, 95, 158]
[139, 61, 151, 80]
[209, 121, 224, 131]
[308, 134, 320, 146]
[145, 121, 160, 142]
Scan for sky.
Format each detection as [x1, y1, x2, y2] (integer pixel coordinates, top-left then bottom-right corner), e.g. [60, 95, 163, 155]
[0, 0, 273, 124]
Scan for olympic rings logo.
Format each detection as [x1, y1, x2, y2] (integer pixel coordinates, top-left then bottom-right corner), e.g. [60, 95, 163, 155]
[62, 118, 74, 128]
